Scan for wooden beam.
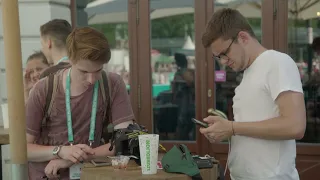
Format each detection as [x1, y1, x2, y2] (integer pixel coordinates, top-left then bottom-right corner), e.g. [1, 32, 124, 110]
[1, 0, 28, 179]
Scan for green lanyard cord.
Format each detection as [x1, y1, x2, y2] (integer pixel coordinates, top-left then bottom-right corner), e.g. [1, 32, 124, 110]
[57, 56, 68, 64]
[65, 68, 99, 146]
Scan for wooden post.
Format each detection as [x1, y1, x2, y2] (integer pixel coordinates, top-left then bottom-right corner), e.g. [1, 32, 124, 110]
[194, 0, 214, 156]
[70, 0, 77, 28]
[1, 0, 28, 179]
[262, 0, 288, 53]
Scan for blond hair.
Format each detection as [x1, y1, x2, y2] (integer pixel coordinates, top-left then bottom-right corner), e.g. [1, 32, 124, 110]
[66, 27, 111, 64]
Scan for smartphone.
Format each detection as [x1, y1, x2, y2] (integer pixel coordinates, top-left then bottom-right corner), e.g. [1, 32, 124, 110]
[191, 118, 208, 128]
[91, 159, 111, 167]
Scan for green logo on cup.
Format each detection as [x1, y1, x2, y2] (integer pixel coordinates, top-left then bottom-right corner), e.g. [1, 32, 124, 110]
[146, 139, 151, 171]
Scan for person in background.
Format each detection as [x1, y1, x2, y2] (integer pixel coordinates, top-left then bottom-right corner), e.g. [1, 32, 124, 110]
[24, 51, 49, 101]
[171, 53, 189, 95]
[26, 27, 134, 179]
[310, 36, 320, 78]
[173, 53, 188, 82]
[171, 53, 195, 140]
[311, 36, 320, 56]
[39, 19, 72, 78]
[200, 8, 305, 180]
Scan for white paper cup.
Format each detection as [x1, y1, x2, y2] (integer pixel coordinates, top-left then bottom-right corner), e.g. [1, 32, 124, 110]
[138, 134, 159, 175]
[1, 104, 9, 129]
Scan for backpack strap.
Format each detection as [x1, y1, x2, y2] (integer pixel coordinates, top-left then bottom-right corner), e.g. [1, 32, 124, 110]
[104, 71, 112, 121]
[100, 71, 110, 118]
[100, 71, 112, 142]
[42, 74, 58, 126]
[40, 62, 71, 79]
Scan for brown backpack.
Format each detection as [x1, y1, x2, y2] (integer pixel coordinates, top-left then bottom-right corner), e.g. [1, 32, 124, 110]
[41, 69, 112, 142]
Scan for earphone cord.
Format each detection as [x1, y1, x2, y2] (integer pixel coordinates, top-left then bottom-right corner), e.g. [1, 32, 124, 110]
[224, 137, 231, 176]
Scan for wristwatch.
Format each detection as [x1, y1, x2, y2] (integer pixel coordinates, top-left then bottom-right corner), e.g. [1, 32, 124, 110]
[52, 145, 62, 158]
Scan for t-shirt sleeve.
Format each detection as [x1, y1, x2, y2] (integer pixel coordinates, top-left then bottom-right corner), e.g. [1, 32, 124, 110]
[109, 73, 135, 125]
[266, 53, 303, 101]
[26, 79, 47, 136]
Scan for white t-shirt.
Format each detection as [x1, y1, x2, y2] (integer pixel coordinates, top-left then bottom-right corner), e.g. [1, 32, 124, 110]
[229, 50, 303, 180]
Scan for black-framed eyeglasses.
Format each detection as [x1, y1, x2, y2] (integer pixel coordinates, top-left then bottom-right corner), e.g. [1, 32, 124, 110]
[213, 36, 237, 61]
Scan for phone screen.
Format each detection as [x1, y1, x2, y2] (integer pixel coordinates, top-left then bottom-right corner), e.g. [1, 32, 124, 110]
[191, 118, 208, 128]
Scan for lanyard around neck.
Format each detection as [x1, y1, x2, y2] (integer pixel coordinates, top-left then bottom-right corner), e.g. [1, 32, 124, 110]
[65, 68, 99, 146]
[57, 56, 68, 64]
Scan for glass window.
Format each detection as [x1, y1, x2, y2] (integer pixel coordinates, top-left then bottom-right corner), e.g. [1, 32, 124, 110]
[151, 11, 196, 141]
[90, 24, 130, 93]
[287, 1, 320, 143]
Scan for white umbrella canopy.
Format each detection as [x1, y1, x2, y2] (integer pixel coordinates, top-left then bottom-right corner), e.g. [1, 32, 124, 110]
[86, 0, 127, 24]
[86, 0, 227, 25]
[287, 0, 320, 20]
[87, 7, 199, 24]
[220, 0, 320, 20]
[88, 12, 127, 24]
[226, 0, 262, 18]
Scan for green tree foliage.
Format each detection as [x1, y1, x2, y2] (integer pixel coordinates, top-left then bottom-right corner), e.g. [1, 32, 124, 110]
[151, 14, 194, 38]
[90, 24, 117, 48]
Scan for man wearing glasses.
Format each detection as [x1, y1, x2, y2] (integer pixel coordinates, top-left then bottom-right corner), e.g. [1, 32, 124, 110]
[200, 8, 306, 180]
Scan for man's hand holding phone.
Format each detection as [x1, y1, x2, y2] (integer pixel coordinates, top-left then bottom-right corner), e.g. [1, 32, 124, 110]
[191, 118, 209, 128]
[199, 116, 234, 143]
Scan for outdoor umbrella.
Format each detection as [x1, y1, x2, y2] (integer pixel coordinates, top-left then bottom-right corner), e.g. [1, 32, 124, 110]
[85, 0, 226, 24]
[223, 0, 320, 20]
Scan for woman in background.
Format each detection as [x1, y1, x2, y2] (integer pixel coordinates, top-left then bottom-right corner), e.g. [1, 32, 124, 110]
[24, 51, 49, 101]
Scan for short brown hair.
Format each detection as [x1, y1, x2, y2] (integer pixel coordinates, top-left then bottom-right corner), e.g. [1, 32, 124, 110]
[66, 27, 111, 64]
[202, 8, 256, 48]
[40, 19, 72, 49]
[27, 51, 49, 65]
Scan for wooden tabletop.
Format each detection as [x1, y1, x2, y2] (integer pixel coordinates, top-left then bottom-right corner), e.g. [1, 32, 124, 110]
[81, 162, 219, 180]
[0, 127, 9, 145]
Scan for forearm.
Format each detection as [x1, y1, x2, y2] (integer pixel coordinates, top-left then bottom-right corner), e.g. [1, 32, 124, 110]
[89, 120, 133, 159]
[91, 143, 115, 159]
[89, 143, 115, 160]
[27, 143, 57, 162]
[233, 116, 305, 140]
